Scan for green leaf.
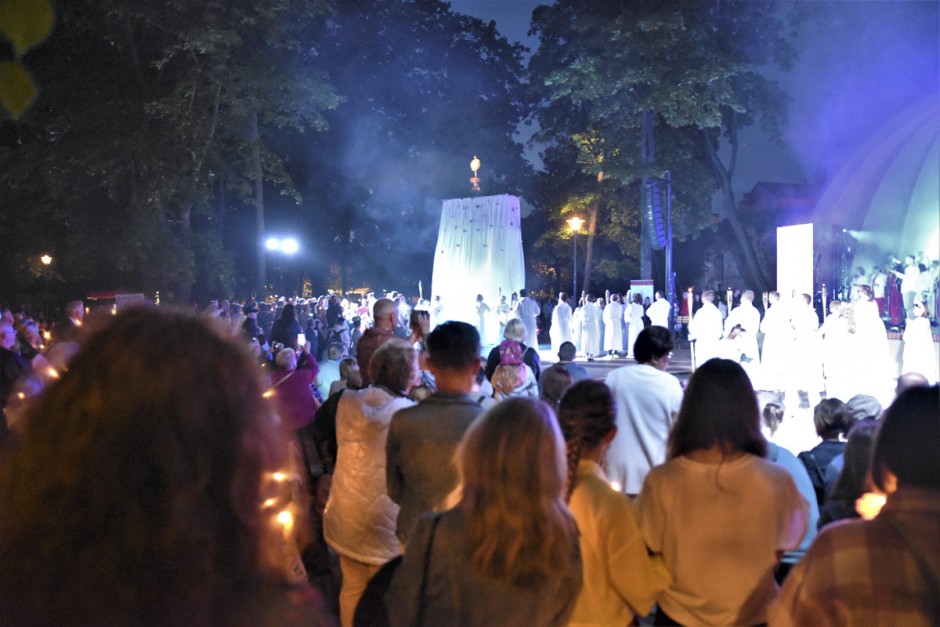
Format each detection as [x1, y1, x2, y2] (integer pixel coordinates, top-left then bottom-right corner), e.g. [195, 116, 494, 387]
[0, 0, 54, 56]
[0, 60, 37, 119]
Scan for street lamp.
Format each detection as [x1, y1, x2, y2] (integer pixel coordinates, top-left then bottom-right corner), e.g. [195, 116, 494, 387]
[40, 254, 53, 266]
[264, 237, 300, 296]
[566, 216, 585, 297]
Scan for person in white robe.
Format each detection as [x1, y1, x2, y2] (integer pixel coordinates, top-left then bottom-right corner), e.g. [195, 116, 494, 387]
[759, 292, 791, 391]
[625, 293, 645, 358]
[647, 291, 671, 330]
[516, 289, 541, 350]
[723, 290, 762, 367]
[688, 290, 723, 368]
[821, 300, 854, 402]
[851, 286, 895, 403]
[603, 292, 624, 355]
[550, 293, 573, 354]
[581, 295, 601, 358]
[901, 299, 937, 384]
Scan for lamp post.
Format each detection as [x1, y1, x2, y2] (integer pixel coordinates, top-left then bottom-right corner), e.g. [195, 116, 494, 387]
[567, 216, 584, 297]
[264, 237, 299, 297]
[40, 254, 53, 309]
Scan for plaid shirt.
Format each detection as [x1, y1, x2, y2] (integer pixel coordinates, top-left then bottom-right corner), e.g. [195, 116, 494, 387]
[770, 487, 940, 626]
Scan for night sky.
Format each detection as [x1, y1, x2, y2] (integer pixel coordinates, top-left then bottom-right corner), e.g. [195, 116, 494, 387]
[449, 0, 940, 204]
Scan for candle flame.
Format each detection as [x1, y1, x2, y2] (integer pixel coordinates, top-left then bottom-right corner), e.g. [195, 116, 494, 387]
[47, 367, 59, 379]
[276, 510, 294, 532]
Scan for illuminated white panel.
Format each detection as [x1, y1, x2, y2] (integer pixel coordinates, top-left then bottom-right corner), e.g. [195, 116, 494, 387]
[777, 223, 814, 297]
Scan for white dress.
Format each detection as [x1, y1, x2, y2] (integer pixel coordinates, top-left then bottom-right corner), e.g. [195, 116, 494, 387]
[689, 302, 723, 368]
[902, 316, 938, 384]
[581, 302, 601, 357]
[549, 300, 573, 353]
[603, 300, 624, 354]
[625, 302, 645, 357]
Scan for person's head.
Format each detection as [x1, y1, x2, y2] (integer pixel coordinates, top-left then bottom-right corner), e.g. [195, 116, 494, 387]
[912, 299, 929, 318]
[701, 290, 715, 303]
[830, 299, 842, 314]
[518, 288, 528, 298]
[813, 398, 853, 439]
[338, 357, 360, 385]
[426, 321, 480, 373]
[761, 402, 785, 437]
[557, 381, 615, 500]
[372, 298, 397, 331]
[409, 308, 430, 336]
[476, 293, 484, 303]
[769, 291, 780, 303]
[274, 347, 297, 371]
[65, 300, 84, 321]
[830, 418, 880, 502]
[368, 337, 416, 394]
[632, 293, 643, 304]
[558, 291, 568, 304]
[327, 343, 345, 361]
[633, 326, 673, 366]
[654, 291, 664, 300]
[503, 318, 526, 342]
[557, 341, 577, 362]
[856, 285, 871, 301]
[871, 385, 940, 492]
[905, 255, 915, 265]
[896, 371, 929, 396]
[279, 303, 296, 322]
[458, 398, 578, 587]
[668, 359, 766, 459]
[0, 308, 292, 624]
[741, 290, 754, 303]
[845, 394, 882, 422]
[539, 364, 573, 411]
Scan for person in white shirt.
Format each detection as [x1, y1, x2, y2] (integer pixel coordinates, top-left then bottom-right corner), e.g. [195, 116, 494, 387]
[637, 359, 808, 626]
[580, 294, 601, 358]
[604, 327, 684, 496]
[760, 291, 791, 389]
[624, 293, 645, 359]
[647, 291, 671, 330]
[869, 265, 887, 318]
[723, 289, 761, 366]
[689, 290, 723, 368]
[558, 380, 668, 625]
[516, 289, 541, 349]
[549, 293, 573, 354]
[602, 292, 624, 355]
[891, 255, 921, 319]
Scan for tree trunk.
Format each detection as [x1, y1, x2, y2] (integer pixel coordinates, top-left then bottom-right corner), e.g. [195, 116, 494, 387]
[582, 204, 598, 297]
[251, 110, 265, 298]
[701, 128, 769, 292]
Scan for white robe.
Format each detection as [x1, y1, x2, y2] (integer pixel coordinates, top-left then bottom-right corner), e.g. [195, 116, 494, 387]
[603, 300, 624, 353]
[625, 302, 645, 357]
[647, 298, 671, 329]
[581, 302, 601, 357]
[550, 300, 573, 353]
[689, 302, 723, 368]
[902, 316, 938, 384]
[517, 296, 541, 349]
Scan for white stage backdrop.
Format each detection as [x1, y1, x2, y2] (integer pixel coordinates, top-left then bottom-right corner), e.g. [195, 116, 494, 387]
[431, 194, 525, 338]
[777, 223, 814, 298]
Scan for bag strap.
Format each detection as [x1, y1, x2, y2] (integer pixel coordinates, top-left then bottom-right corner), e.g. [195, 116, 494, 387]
[417, 513, 442, 627]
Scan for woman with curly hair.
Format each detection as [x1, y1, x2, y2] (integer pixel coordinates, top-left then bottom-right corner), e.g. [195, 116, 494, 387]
[557, 380, 666, 626]
[387, 398, 582, 626]
[638, 359, 808, 626]
[0, 307, 326, 626]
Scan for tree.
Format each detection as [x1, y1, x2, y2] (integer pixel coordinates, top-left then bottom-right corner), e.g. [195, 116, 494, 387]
[529, 0, 794, 292]
[0, 0, 339, 305]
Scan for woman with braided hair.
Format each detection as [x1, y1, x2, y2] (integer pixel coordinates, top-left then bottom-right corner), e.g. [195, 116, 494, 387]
[558, 380, 667, 626]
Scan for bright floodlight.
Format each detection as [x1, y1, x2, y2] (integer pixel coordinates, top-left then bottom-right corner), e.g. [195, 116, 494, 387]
[280, 238, 299, 255]
[265, 237, 281, 251]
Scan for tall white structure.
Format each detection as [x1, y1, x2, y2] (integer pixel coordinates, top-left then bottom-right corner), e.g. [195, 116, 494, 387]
[431, 194, 525, 334]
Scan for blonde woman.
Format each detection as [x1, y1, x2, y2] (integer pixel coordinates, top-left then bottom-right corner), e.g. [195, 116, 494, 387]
[558, 380, 667, 625]
[387, 398, 582, 625]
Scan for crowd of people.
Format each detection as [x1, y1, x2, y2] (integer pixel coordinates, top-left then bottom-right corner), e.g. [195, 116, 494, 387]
[0, 281, 937, 626]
